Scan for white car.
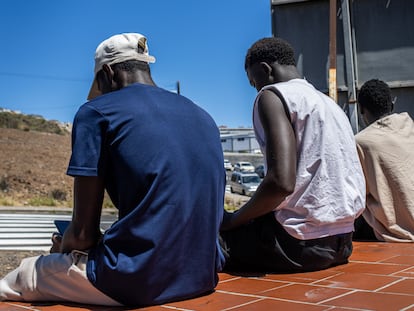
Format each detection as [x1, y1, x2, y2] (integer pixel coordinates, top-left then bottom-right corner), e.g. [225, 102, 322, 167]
[224, 159, 233, 171]
[233, 161, 255, 173]
[230, 172, 261, 196]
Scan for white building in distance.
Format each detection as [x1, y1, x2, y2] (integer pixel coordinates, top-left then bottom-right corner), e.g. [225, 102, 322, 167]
[219, 127, 261, 154]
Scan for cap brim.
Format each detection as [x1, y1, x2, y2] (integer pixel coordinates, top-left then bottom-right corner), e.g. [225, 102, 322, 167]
[87, 76, 101, 100]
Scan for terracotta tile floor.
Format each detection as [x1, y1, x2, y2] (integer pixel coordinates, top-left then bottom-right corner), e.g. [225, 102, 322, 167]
[1, 242, 414, 311]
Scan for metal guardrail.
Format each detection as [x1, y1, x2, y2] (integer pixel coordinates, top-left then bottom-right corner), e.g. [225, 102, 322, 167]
[0, 213, 114, 251]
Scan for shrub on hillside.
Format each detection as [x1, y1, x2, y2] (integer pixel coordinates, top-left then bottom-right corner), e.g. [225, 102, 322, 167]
[0, 177, 8, 192]
[50, 189, 67, 201]
[0, 111, 68, 135]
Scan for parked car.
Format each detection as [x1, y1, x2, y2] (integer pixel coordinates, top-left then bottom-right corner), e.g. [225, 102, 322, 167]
[230, 172, 261, 196]
[233, 161, 255, 173]
[224, 159, 233, 171]
[255, 164, 265, 178]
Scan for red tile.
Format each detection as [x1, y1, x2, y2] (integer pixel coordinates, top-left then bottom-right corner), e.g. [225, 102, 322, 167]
[379, 278, 414, 295]
[1, 242, 413, 311]
[327, 291, 414, 311]
[316, 272, 400, 291]
[218, 273, 240, 282]
[227, 298, 327, 311]
[263, 268, 341, 283]
[325, 308, 363, 311]
[394, 266, 414, 278]
[133, 306, 169, 311]
[382, 255, 414, 265]
[0, 302, 32, 311]
[332, 261, 409, 275]
[0, 302, 89, 310]
[262, 283, 351, 304]
[349, 242, 413, 262]
[216, 277, 286, 294]
[166, 291, 258, 310]
[0, 302, 160, 310]
[381, 244, 414, 256]
[350, 249, 400, 262]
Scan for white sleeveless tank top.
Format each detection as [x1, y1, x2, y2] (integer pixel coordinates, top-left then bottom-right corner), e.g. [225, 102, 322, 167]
[253, 79, 365, 239]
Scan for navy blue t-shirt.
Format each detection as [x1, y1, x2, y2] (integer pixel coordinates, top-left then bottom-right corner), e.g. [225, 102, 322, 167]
[67, 83, 225, 306]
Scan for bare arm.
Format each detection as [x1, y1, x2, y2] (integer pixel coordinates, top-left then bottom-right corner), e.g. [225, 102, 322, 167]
[221, 90, 296, 231]
[60, 176, 104, 253]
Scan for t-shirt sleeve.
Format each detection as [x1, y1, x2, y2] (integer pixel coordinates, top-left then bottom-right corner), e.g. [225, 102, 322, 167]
[66, 105, 108, 177]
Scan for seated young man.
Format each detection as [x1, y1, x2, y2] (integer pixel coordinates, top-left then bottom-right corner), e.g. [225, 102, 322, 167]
[354, 79, 414, 242]
[0, 33, 225, 307]
[220, 37, 365, 273]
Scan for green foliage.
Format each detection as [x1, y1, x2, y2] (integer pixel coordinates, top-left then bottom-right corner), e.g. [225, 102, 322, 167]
[224, 203, 238, 212]
[0, 110, 69, 135]
[103, 194, 115, 209]
[28, 196, 57, 207]
[224, 195, 243, 212]
[0, 196, 15, 206]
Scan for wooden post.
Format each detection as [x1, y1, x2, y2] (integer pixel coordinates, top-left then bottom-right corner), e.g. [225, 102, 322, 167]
[329, 0, 337, 102]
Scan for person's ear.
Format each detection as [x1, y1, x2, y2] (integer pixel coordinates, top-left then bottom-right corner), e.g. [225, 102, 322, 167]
[259, 62, 272, 76]
[101, 64, 114, 81]
[259, 62, 275, 85]
[97, 64, 115, 94]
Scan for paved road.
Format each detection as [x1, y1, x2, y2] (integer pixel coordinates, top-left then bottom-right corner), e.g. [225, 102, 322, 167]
[0, 212, 116, 251]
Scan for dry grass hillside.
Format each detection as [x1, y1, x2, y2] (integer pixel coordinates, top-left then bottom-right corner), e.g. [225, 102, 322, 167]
[0, 128, 73, 207]
[0, 111, 250, 210]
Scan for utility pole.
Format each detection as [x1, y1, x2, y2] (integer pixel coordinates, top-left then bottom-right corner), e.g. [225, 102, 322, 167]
[176, 81, 180, 95]
[341, 0, 359, 132]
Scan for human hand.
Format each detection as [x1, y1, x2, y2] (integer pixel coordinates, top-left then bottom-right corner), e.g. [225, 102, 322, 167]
[50, 232, 62, 253]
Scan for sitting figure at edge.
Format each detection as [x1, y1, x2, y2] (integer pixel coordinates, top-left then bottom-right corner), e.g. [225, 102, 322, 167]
[220, 37, 366, 273]
[353, 79, 414, 242]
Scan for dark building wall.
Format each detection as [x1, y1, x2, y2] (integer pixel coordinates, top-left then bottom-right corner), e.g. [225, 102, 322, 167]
[271, 0, 414, 126]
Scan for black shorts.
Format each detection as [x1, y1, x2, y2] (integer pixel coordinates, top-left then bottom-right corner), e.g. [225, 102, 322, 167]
[220, 212, 353, 273]
[353, 215, 378, 241]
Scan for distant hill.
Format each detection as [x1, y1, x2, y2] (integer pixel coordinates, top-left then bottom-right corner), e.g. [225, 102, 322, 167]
[0, 108, 71, 135]
[0, 109, 73, 206]
[0, 126, 72, 207]
[0, 109, 245, 210]
[0, 110, 117, 209]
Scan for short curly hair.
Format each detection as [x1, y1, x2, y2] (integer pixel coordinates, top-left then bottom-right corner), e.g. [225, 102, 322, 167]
[358, 79, 393, 116]
[112, 60, 150, 73]
[245, 37, 296, 70]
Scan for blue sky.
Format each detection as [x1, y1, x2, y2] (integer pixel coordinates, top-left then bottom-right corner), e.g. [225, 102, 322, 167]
[0, 1, 271, 128]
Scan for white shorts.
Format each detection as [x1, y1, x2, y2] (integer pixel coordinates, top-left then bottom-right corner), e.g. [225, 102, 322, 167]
[0, 251, 122, 306]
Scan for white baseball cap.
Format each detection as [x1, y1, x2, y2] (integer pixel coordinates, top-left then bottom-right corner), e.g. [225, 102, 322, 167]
[87, 33, 156, 100]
